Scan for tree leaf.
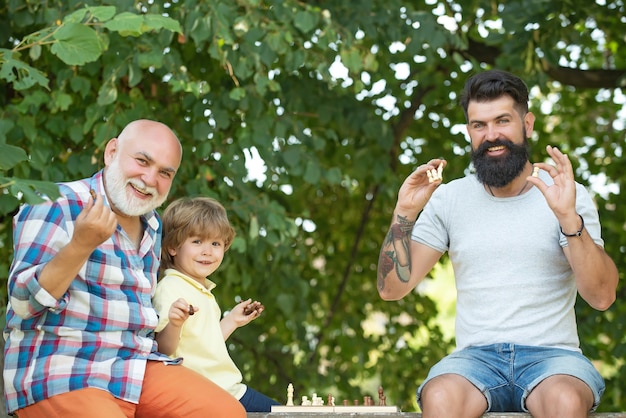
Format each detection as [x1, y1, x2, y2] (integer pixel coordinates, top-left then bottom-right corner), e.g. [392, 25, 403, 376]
[0, 193, 20, 214]
[0, 144, 28, 170]
[97, 81, 118, 106]
[293, 10, 319, 34]
[10, 178, 61, 203]
[51, 23, 102, 65]
[103, 12, 181, 37]
[143, 14, 182, 33]
[0, 49, 49, 90]
[102, 12, 144, 36]
[86, 6, 118, 22]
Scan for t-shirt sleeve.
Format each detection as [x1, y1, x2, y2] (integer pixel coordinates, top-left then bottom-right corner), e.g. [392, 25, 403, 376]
[152, 279, 178, 333]
[411, 187, 450, 253]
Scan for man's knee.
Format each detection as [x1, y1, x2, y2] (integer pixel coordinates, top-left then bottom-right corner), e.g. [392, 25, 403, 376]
[421, 374, 487, 416]
[526, 375, 594, 416]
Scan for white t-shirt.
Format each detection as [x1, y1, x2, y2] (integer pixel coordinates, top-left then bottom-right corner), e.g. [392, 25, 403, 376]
[412, 171, 603, 352]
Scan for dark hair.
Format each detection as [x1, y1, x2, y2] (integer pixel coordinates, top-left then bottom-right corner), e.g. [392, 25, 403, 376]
[460, 70, 529, 121]
[160, 197, 236, 272]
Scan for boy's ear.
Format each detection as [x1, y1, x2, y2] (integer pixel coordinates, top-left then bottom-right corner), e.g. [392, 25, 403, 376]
[168, 247, 177, 256]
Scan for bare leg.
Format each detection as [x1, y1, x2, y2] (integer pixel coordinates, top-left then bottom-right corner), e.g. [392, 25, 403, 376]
[420, 374, 487, 418]
[525, 374, 594, 418]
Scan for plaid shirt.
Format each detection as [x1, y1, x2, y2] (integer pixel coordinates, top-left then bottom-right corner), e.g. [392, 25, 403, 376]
[3, 170, 174, 414]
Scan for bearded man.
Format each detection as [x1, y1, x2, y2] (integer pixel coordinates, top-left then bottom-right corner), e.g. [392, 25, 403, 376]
[377, 70, 618, 418]
[4, 120, 245, 418]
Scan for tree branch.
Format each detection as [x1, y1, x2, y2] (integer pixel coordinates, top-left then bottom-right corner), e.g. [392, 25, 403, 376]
[465, 38, 626, 89]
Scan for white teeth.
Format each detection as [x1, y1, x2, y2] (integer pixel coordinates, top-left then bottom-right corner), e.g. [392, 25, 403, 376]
[131, 184, 149, 195]
[488, 146, 505, 151]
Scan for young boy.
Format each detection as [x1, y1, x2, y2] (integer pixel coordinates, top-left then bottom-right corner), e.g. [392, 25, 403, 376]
[153, 196, 280, 412]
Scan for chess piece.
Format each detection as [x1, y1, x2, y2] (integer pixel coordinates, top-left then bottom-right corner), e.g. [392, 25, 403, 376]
[301, 395, 311, 406]
[327, 393, 335, 406]
[286, 383, 294, 406]
[378, 386, 386, 406]
[311, 393, 323, 406]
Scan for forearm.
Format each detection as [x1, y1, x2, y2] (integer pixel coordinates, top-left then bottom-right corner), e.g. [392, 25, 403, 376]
[377, 213, 417, 300]
[566, 238, 618, 311]
[558, 212, 618, 310]
[38, 239, 96, 300]
[220, 316, 237, 340]
[155, 323, 182, 355]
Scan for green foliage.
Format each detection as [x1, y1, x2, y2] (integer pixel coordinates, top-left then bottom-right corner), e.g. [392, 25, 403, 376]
[1, 0, 625, 413]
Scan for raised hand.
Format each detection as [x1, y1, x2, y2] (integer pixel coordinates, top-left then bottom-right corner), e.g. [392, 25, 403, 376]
[396, 159, 446, 217]
[527, 146, 577, 219]
[167, 298, 196, 328]
[72, 191, 118, 250]
[230, 298, 264, 326]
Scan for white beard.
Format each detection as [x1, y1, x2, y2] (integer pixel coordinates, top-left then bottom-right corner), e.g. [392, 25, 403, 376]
[104, 157, 167, 216]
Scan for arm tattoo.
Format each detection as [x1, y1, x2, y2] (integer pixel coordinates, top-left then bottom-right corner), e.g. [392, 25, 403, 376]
[377, 215, 415, 291]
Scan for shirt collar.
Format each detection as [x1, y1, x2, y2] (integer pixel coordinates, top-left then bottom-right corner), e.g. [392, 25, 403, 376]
[163, 268, 216, 292]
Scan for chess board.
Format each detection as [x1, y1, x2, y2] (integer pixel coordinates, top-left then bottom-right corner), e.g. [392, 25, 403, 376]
[276, 383, 398, 413]
[271, 405, 400, 413]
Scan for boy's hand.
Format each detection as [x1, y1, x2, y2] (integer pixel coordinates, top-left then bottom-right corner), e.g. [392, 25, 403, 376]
[230, 298, 264, 327]
[243, 300, 264, 316]
[168, 297, 197, 327]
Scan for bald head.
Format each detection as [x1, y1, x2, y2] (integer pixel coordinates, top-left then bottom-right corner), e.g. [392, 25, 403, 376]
[116, 119, 182, 167]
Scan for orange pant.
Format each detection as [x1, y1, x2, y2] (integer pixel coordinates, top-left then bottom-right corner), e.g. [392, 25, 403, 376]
[15, 361, 246, 418]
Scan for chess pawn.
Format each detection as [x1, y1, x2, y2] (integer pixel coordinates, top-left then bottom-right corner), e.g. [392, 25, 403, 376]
[312, 393, 324, 406]
[378, 386, 386, 406]
[301, 395, 311, 406]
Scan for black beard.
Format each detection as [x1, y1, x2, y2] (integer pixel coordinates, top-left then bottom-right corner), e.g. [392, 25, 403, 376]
[471, 138, 530, 188]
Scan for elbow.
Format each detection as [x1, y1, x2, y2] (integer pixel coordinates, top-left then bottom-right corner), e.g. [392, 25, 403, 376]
[592, 293, 616, 312]
[378, 287, 404, 301]
[592, 270, 619, 311]
[9, 297, 36, 320]
[159, 347, 175, 357]
[155, 341, 174, 357]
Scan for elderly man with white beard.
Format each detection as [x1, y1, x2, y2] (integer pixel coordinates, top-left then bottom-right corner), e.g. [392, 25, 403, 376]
[3, 119, 245, 418]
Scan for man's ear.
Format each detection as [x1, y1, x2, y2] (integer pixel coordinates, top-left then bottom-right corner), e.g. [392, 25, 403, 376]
[103, 138, 119, 165]
[524, 112, 535, 138]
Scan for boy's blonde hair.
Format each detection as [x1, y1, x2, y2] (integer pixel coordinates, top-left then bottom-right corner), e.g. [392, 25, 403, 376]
[160, 197, 236, 271]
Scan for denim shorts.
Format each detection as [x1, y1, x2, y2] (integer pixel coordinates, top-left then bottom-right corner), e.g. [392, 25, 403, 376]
[416, 343, 605, 412]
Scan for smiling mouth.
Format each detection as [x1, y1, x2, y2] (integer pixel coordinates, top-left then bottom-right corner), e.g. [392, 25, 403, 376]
[488, 145, 506, 152]
[130, 184, 151, 196]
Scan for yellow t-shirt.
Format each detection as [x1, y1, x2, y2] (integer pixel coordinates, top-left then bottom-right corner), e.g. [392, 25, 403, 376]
[153, 269, 247, 399]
